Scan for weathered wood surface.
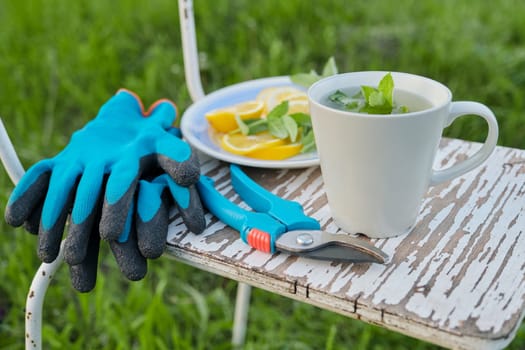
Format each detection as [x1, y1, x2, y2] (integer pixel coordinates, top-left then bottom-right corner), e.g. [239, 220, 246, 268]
[166, 138, 525, 350]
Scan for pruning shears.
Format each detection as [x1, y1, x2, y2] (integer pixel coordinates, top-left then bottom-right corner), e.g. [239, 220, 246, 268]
[197, 165, 388, 264]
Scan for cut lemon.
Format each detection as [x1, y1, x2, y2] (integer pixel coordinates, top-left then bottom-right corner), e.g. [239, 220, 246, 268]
[266, 87, 304, 111]
[257, 86, 306, 114]
[235, 100, 265, 118]
[288, 99, 309, 114]
[246, 143, 303, 160]
[277, 91, 308, 103]
[205, 107, 236, 132]
[206, 100, 264, 133]
[256, 87, 279, 104]
[220, 131, 286, 155]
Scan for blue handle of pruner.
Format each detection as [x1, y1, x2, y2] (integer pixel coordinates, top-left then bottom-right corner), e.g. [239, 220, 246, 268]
[230, 164, 320, 231]
[196, 175, 285, 252]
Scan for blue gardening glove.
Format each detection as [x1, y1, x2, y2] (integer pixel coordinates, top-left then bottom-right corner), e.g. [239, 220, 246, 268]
[66, 198, 147, 293]
[68, 172, 205, 293]
[5, 89, 201, 264]
[135, 174, 204, 258]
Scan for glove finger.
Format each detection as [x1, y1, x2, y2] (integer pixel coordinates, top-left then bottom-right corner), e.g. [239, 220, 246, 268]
[69, 229, 101, 293]
[64, 167, 106, 265]
[156, 133, 200, 186]
[38, 166, 80, 263]
[167, 126, 182, 138]
[97, 89, 144, 121]
[40, 164, 81, 233]
[136, 180, 168, 259]
[109, 227, 148, 281]
[71, 163, 105, 227]
[163, 176, 205, 234]
[5, 159, 53, 227]
[179, 185, 206, 234]
[22, 201, 43, 235]
[100, 158, 139, 241]
[116, 194, 135, 243]
[145, 99, 177, 129]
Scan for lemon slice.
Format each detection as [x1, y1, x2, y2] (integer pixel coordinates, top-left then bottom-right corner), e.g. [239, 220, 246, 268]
[246, 143, 303, 160]
[277, 91, 308, 103]
[266, 87, 304, 112]
[206, 100, 264, 133]
[220, 131, 286, 155]
[235, 100, 265, 118]
[205, 107, 236, 132]
[256, 87, 279, 104]
[257, 86, 306, 114]
[288, 100, 309, 114]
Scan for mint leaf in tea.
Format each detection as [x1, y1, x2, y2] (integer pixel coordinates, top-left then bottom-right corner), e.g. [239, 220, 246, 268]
[327, 73, 413, 114]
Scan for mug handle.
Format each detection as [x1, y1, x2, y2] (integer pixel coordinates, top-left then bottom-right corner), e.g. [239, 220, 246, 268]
[430, 101, 499, 186]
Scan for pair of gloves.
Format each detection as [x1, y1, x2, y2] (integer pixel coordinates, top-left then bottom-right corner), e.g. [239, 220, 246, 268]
[4, 89, 205, 292]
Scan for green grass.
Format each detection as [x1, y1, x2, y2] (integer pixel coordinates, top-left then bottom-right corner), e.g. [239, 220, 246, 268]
[0, 0, 524, 349]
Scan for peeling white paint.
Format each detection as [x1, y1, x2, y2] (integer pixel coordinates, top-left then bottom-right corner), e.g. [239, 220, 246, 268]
[168, 141, 525, 349]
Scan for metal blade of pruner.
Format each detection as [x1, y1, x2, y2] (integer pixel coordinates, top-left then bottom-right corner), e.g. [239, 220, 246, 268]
[275, 230, 388, 264]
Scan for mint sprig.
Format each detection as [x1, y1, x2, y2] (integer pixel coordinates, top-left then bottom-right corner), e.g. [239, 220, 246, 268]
[329, 73, 408, 114]
[267, 101, 312, 146]
[230, 57, 342, 154]
[231, 101, 316, 153]
[267, 101, 290, 139]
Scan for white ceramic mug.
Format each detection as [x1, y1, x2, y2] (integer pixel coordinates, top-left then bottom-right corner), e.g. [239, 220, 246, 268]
[308, 71, 499, 239]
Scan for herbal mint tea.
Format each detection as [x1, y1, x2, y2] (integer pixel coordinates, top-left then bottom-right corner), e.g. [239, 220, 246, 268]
[323, 88, 433, 114]
[322, 72, 433, 114]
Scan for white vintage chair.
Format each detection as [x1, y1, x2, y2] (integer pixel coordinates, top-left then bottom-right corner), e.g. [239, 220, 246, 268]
[0, 0, 253, 348]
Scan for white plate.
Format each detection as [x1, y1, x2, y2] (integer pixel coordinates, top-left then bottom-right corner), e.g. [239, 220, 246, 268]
[180, 76, 320, 169]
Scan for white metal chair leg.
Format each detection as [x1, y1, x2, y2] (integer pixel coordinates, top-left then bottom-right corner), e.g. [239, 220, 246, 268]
[232, 282, 251, 347]
[178, 1, 253, 346]
[0, 118, 64, 350]
[25, 245, 64, 350]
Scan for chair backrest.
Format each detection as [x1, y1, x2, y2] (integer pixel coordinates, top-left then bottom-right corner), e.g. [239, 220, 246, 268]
[178, 0, 205, 102]
[0, 118, 24, 185]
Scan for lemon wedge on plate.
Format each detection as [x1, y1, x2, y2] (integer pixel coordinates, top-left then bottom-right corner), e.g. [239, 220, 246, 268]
[220, 131, 286, 155]
[288, 100, 309, 114]
[256, 86, 307, 114]
[205, 100, 264, 133]
[247, 143, 303, 160]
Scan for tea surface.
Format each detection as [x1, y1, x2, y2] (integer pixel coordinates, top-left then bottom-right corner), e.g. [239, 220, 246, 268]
[322, 88, 433, 114]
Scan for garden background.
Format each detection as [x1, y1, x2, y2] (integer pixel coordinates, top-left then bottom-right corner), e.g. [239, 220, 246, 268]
[0, 0, 524, 349]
